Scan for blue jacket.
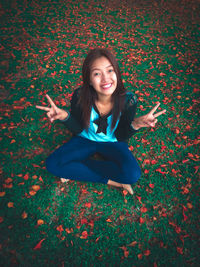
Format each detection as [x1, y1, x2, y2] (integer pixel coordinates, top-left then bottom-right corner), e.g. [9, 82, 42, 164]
[62, 87, 138, 142]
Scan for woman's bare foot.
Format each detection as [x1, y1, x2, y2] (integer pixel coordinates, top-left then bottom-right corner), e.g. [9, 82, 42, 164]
[60, 178, 70, 183]
[121, 184, 133, 195]
[107, 179, 133, 195]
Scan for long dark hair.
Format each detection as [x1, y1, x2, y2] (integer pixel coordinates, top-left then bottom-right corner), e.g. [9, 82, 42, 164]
[79, 48, 126, 130]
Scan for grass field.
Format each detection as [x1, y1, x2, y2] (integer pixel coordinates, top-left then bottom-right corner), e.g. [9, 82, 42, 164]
[0, 0, 199, 266]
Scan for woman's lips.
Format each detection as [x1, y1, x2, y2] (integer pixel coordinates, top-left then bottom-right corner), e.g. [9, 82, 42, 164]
[101, 83, 112, 89]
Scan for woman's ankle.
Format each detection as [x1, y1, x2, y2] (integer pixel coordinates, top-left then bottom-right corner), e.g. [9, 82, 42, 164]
[107, 179, 122, 188]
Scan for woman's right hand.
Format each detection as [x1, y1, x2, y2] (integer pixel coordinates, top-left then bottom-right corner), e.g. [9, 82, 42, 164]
[36, 94, 68, 123]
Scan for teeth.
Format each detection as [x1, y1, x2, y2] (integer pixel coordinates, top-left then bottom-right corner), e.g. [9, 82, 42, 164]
[102, 84, 112, 89]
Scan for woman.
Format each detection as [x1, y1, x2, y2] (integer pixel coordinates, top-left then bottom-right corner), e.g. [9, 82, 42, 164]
[36, 48, 166, 195]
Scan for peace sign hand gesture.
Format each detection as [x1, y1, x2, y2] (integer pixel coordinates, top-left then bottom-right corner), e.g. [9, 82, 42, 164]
[36, 94, 68, 123]
[132, 102, 166, 130]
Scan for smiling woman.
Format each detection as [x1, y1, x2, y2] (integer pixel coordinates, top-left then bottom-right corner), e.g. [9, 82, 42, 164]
[36, 48, 166, 195]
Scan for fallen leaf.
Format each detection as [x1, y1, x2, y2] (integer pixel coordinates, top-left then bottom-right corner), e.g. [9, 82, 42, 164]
[29, 190, 37, 196]
[22, 211, 28, 219]
[33, 238, 45, 250]
[139, 217, 145, 223]
[85, 202, 91, 208]
[8, 202, 14, 208]
[80, 231, 88, 239]
[37, 219, 44, 225]
[32, 185, 41, 191]
[57, 225, 64, 232]
[144, 250, 151, 256]
[128, 241, 137, 247]
[141, 207, 148, 213]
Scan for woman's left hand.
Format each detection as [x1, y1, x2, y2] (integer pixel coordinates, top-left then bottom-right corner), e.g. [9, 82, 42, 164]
[131, 102, 166, 130]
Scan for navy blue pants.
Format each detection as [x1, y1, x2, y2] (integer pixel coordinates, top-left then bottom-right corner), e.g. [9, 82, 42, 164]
[46, 136, 141, 185]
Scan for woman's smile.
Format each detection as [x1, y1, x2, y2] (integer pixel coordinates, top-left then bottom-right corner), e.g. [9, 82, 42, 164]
[101, 83, 113, 90]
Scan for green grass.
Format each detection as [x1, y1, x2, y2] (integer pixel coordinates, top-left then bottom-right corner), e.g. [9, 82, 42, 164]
[0, 0, 199, 266]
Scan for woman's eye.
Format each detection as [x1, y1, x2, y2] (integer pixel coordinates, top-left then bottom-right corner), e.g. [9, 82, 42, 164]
[108, 69, 114, 73]
[94, 73, 100, 76]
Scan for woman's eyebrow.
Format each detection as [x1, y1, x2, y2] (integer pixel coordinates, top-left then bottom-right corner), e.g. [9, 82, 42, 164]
[91, 65, 113, 71]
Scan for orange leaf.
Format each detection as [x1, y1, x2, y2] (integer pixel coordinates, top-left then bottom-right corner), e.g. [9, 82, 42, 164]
[10, 139, 16, 144]
[8, 202, 14, 208]
[22, 211, 28, 219]
[187, 203, 193, 209]
[0, 192, 5, 197]
[37, 219, 44, 225]
[57, 225, 64, 232]
[3, 183, 13, 188]
[128, 241, 137, 247]
[106, 218, 112, 222]
[29, 190, 37, 196]
[65, 228, 73, 234]
[32, 185, 40, 191]
[5, 178, 12, 184]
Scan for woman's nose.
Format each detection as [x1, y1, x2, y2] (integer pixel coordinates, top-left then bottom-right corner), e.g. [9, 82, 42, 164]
[101, 72, 109, 82]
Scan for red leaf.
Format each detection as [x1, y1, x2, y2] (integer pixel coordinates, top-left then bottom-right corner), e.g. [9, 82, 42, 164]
[32, 164, 41, 168]
[183, 210, 188, 221]
[81, 218, 88, 224]
[80, 231, 88, 239]
[136, 196, 142, 203]
[24, 174, 29, 180]
[39, 176, 43, 182]
[124, 250, 129, 258]
[156, 168, 167, 174]
[141, 207, 148, 213]
[144, 249, 150, 256]
[33, 238, 45, 250]
[149, 183, 154, 188]
[85, 202, 91, 208]
[172, 169, 179, 174]
[139, 217, 145, 223]
[177, 247, 183, 254]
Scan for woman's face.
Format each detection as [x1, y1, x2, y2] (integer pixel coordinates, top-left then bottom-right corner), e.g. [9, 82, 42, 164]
[89, 56, 117, 98]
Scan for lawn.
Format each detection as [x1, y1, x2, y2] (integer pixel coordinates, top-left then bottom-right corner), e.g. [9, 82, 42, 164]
[0, 0, 199, 266]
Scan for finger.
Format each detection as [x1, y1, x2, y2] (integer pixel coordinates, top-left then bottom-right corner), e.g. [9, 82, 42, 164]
[146, 118, 158, 127]
[46, 94, 57, 109]
[36, 105, 50, 112]
[154, 109, 166, 118]
[149, 102, 160, 115]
